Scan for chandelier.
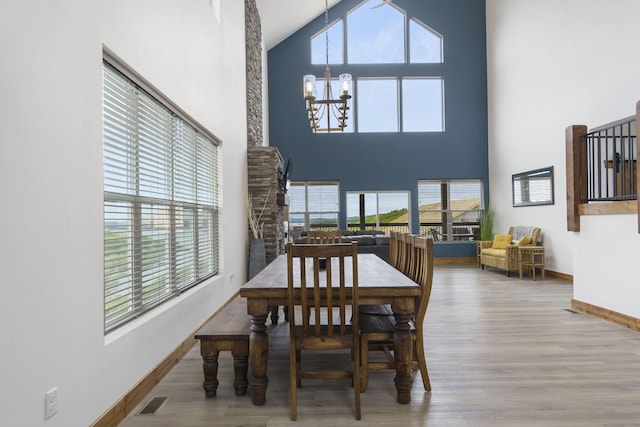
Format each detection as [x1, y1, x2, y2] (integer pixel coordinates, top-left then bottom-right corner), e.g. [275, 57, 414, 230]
[303, 0, 352, 133]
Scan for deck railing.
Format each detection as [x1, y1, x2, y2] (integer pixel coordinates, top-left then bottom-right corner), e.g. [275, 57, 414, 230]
[566, 101, 640, 232]
[308, 222, 479, 241]
[584, 117, 637, 202]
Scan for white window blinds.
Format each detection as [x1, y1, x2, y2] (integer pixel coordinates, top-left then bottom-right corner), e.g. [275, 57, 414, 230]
[103, 62, 219, 333]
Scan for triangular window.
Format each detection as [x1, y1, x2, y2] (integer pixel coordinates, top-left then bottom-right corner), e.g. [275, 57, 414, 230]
[409, 18, 443, 63]
[311, 19, 344, 65]
[347, 0, 405, 64]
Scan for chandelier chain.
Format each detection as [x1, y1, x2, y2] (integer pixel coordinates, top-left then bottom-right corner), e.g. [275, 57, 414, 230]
[324, 0, 329, 69]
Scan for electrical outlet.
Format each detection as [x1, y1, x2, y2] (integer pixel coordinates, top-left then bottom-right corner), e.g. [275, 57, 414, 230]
[45, 387, 58, 419]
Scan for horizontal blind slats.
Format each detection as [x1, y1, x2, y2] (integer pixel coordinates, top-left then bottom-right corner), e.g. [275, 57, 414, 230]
[103, 61, 219, 333]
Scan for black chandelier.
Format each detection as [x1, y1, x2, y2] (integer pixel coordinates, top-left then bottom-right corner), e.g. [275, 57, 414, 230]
[303, 0, 352, 133]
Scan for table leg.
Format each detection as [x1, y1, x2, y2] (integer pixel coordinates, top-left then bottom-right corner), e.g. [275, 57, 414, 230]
[231, 340, 249, 396]
[247, 299, 269, 405]
[392, 297, 414, 404]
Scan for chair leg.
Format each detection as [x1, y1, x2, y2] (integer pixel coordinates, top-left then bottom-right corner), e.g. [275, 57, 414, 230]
[269, 305, 279, 325]
[289, 346, 297, 421]
[414, 334, 431, 391]
[296, 349, 302, 388]
[353, 337, 361, 420]
[360, 333, 369, 393]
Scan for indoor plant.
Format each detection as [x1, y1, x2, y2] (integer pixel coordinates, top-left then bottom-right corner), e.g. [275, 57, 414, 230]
[479, 205, 495, 241]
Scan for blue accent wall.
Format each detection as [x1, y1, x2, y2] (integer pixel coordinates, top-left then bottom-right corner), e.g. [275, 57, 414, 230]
[267, 0, 487, 257]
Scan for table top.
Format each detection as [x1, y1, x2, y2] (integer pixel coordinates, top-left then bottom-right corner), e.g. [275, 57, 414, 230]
[240, 253, 420, 300]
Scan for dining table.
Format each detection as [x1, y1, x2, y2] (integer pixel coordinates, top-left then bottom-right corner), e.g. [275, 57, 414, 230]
[239, 253, 421, 406]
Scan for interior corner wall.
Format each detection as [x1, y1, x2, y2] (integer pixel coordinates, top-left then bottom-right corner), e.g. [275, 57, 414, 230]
[0, 1, 248, 426]
[266, 0, 488, 259]
[485, 0, 640, 295]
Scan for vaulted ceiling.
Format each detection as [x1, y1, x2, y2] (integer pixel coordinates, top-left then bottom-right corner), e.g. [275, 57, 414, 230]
[255, 0, 341, 50]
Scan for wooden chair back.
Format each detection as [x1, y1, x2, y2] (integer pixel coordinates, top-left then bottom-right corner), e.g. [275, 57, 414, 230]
[413, 236, 434, 324]
[306, 230, 342, 244]
[396, 232, 408, 274]
[396, 233, 415, 277]
[388, 230, 399, 268]
[286, 242, 361, 420]
[405, 234, 417, 280]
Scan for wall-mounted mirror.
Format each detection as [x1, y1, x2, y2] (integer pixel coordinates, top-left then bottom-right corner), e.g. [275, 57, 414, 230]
[512, 166, 554, 207]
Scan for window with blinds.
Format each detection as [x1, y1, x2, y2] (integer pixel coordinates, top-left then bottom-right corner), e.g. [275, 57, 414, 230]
[417, 179, 482, 241]
[103, 61, 220, 333]
[288, 182, 340, 231]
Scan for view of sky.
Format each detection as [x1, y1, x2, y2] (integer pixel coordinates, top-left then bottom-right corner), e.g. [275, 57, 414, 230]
[308, 0, 444, 133]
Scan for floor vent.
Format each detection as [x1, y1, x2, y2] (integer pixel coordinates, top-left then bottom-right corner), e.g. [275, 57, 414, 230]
[564, 308, 579, 314]
[138, 396, 168, 415]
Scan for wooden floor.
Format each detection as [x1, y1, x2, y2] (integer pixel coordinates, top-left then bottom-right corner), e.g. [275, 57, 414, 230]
[119, 264, 640, 427]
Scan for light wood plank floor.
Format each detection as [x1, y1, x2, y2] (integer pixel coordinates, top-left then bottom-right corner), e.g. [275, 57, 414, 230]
[119, 264, 640, 427]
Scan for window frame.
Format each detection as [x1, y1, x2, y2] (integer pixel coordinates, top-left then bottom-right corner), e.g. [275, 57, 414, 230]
[288, 181, 340, 233]
[307, 0, 445, 134]
[418, 179, 483, 242]
[346, 190, 411, 233]
[102, 56, 221, 333]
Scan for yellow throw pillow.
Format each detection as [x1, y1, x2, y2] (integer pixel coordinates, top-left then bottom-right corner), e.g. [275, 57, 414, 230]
[516, 236, 532, 246]
[492, 234, 512, 249]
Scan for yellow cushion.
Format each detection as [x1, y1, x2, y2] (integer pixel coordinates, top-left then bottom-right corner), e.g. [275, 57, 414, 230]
[492, 234, 512, 250]
[516, 236, 532, 246]
[481, 248, 506, 257]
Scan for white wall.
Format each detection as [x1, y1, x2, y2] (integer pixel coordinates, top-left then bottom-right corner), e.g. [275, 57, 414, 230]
[486, 0, 640, 276]
[486, 0, 640, 318]
[0, 1, 249, 426]
[574, 214, 640, 318]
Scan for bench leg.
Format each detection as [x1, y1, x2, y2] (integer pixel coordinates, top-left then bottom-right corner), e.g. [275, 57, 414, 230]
[200, 341, 220, 397]
[232, 340, 249, 396]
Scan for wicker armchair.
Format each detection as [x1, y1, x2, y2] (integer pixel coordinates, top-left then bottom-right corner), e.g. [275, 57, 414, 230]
[479, 226, 541, 277]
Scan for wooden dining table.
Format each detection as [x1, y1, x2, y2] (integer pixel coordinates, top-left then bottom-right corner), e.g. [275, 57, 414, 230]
[239, 253, 421, 406]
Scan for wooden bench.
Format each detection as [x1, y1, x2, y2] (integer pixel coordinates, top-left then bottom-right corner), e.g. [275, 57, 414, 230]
[194, 296, 251, 397]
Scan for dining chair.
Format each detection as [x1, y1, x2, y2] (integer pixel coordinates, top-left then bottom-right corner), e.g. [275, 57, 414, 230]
[404, 234, 417, 280]
[396, 232, 410, 277]
[360, 231, 409, 317]
[306, 230, 342, 244]
[388, 230, 399, 269]
[286, 242, 361, 421]
[281, 230, 344, 322]
[359, 236, 434, 393]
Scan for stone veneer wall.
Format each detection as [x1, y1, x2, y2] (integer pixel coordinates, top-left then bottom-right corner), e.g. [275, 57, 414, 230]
[245, 0, 285, 265]
[245, 0, 263, 147]
[247, 146, 286, 264]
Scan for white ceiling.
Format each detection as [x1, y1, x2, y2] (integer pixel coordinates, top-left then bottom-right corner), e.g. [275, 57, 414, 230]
[255, 0, 342, 50]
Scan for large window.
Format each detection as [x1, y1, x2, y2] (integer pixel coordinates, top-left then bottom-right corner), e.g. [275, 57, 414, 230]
[418, 180, 482, 241]
[346, 191, 410, 233]
[103, 61, 220, 333]
[308, 0, 445, 134]
[357, 77, 444, 133]
[288, 182, 339, 234]
[402, 78, 444, 132]
[357, 79, 399, 132]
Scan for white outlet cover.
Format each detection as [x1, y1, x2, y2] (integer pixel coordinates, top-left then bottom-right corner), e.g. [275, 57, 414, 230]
[45, 387, 58, 419]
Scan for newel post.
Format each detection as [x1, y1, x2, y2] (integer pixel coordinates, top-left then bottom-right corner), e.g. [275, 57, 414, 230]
[566, 125, 588, 232]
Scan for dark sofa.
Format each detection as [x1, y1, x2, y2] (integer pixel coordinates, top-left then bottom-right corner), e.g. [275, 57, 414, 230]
[294, 230, 390, 262]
